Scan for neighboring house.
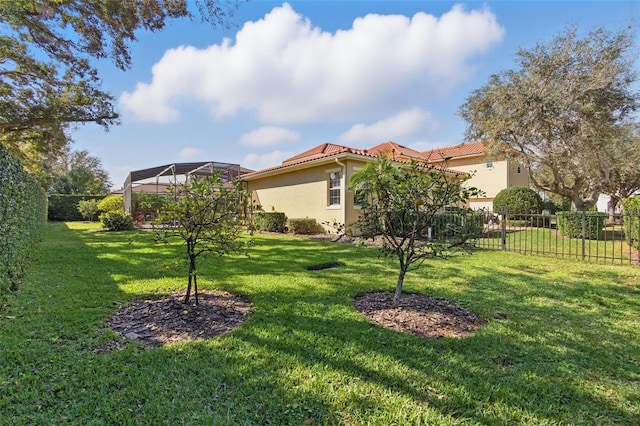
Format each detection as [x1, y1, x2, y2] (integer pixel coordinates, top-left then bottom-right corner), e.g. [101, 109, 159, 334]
[241, 141, 466, 231]
[422, 141, 530, 210]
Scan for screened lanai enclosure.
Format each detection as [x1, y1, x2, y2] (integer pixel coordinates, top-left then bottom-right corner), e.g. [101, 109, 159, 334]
[122, 162, 251, 215]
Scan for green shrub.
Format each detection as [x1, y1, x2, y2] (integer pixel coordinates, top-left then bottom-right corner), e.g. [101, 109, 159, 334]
[622, 197, 640, 249]
[1, 145, 47, 298]
[557, 211, 606, 240]
[98, 195, 124, 213]
[431, 209, 484, 240]
[100, 211, 135, 231]
[493, 187, 544, 216]
[254, 212, 287, 233]
[289, 218, 320, 234]
[48, 194, 104, 221]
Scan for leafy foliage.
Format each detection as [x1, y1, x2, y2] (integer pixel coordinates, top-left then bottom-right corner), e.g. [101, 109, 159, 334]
[622, 197, 640, 249]
[77, 199, 100, 222]
[100, 211, 135, 231]
[288, 218, 320, 235]
[0, 144, 47, 299]
[493, 186, 544, 216]
[254, 212, 287, 233]
[47, 194, 103, 221]
[603, 124, 640, 215]
[0, 1, 240, 169]
[350, 156, 482, 304]
[98, 195, 124, 214]
[557, 211, 607, 240]
[133, 193, 168, 219]
[461, 26, 638, 210]
[157, 174, 252, 304]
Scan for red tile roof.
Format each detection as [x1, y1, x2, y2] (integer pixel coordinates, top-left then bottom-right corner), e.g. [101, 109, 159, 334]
[421, 141, 487, 161]
[367, 141, 426, 161]
[241, 141, 469, 180]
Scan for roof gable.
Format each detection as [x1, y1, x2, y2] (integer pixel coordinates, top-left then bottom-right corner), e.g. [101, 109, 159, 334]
[281, 143, 352, 165]
[422, 141, 487, 161]
[367, 141, 426, 161]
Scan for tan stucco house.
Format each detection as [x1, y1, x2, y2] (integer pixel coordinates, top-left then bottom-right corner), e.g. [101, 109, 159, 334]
[242, 141, 463, 231]
[241, 140, 530, 231]
[422, 141, 530, 210]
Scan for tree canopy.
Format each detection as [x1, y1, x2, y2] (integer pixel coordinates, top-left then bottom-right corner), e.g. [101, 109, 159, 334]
[350, 157, 483, 305]
[0, 0, 240, 166]
[460, 26, 639, 210]
[43, 148, 111, 195]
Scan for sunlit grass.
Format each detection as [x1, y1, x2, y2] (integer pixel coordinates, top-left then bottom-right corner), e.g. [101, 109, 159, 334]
[478, 225, 638, 264]
[1, 221, 639, 424]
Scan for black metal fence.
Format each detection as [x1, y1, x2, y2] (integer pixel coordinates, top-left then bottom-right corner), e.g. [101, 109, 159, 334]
[474, 208, 640, 265]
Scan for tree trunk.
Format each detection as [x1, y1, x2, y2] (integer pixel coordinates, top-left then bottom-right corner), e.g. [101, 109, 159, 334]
[393, 267, 407, 305]
[185, 254, 198, 304]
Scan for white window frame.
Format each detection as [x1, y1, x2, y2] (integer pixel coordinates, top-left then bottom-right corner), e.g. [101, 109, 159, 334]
[327, 169, 341, 208]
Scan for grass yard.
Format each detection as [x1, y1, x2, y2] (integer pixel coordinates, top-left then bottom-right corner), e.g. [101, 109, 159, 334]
[1, 222, 640, 425]
[478, 226, 639, 265]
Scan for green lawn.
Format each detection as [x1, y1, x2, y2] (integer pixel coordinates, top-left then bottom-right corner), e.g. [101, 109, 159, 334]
[478, 226, 639, 265]
[1, 222, 640, 425]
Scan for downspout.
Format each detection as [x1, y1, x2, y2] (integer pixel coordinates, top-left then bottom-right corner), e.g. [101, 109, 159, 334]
[335, 158, 347, 226]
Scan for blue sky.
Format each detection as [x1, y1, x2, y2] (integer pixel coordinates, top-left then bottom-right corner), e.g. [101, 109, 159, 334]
[70, 1, 639, 189]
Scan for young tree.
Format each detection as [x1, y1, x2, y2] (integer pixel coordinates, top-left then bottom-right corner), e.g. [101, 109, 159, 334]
[78, 199, 100, 222]
[159, 173, 251, 304]
[1, 1, 240, 162]
[351, 157, 482, 305]
[460, 26, 638, 210]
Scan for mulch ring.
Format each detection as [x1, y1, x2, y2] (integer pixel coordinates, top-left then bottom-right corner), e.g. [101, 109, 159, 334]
[353, 291, 487, 339]
[100, 289, 252, 350]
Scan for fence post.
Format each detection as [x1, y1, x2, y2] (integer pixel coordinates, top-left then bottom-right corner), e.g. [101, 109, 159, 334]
[581, 210, 586, 261]
[501, 206, 507, 251]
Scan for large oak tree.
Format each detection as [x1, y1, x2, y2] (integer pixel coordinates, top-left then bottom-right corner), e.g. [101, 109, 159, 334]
[460, 26, 638, 210]
[1, 0, 240, 167]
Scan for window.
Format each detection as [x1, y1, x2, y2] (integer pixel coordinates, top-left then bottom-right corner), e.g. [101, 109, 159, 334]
[353, 185, 367, 208]
[517, 165, 522, 174]
[328, 171, 341, 206]
[486, 158, 493, 168]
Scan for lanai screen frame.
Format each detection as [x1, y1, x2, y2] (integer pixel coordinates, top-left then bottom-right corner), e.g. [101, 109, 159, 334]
[122, 162, 245, 214]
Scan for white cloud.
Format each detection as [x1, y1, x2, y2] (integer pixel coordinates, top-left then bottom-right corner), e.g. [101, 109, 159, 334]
[242, 150, 293, 170]
[120, 3, 504, 124]
[178, 147, 203, 159]
[240, 126, 301, 147]
[338, 108, 438, 143]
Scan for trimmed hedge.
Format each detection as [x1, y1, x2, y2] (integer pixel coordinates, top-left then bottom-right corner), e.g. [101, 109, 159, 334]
[48, 194, 104, 221]
[254, 212, 287, 233]
[493, 187, 544, 217]
[622, 197, 640, 249]
[1, 145, 48, 298]
[557, 211, 606, 240]
[289, 218, 320, 234]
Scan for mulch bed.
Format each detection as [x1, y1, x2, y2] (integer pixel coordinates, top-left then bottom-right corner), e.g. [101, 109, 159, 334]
[101, 290, 252, 350]
[353, 291, 487, 338]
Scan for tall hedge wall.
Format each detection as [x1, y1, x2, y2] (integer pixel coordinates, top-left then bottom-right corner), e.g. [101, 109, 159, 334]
[48, 194, 105, 221]
[1, 145, 48, 299]
[622, 197, 640, 250]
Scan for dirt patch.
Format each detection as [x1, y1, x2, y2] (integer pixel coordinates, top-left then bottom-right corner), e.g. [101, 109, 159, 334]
[353, 291, 487, 338]
[100, 290, 252, 350]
